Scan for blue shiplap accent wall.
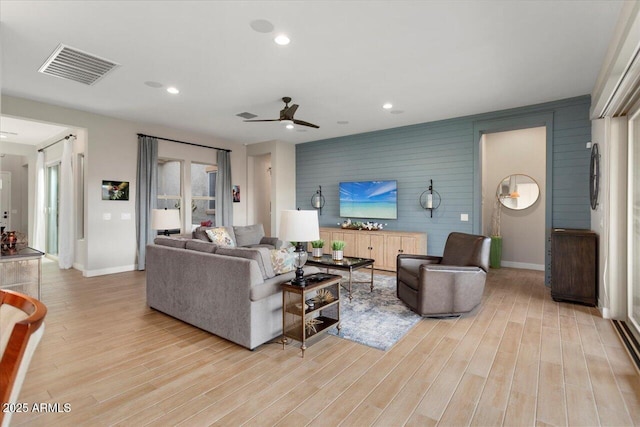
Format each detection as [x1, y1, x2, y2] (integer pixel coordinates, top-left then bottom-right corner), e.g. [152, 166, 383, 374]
[297, 96, 591, 262]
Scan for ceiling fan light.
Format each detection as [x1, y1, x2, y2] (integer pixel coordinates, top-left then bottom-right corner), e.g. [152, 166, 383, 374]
[286, 124, 294, 130]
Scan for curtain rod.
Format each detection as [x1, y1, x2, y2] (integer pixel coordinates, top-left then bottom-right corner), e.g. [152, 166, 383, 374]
[137, 133, 232, 153]
[38, 134, 76, 152]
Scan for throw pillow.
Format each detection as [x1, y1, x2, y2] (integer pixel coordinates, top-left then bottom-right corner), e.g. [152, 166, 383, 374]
[233, 224, 265, 247]
[205, 227, 236, 247]
[270, 247, 296, 275]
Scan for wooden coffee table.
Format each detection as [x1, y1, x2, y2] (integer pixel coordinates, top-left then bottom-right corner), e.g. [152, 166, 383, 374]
[305, 253, 375, 301]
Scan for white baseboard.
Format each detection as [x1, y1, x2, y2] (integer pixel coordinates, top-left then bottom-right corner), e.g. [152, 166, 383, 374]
[83, 264, 136, 277]
[500, 261, 545, 271]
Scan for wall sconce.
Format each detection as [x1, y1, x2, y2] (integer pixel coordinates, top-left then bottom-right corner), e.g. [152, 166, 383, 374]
[419, 179, 441, 218]
[311, 185, 325, 215]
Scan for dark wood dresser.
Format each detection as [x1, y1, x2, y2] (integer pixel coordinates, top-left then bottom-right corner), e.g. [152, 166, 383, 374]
[551, 228, 598, 306]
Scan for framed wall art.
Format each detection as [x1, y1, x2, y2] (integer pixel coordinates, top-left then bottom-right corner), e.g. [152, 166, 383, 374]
[232, 185, 240, 203]
[102, 180, 129, 201]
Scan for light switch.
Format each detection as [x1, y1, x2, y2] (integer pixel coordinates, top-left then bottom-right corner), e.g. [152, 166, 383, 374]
[461, 214, 469, 222]
[121, 213, 131, 220]
[102, 213, 111, 220]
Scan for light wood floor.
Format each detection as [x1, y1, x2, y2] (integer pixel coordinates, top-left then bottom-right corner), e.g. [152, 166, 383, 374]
[10, 262, 640, 426]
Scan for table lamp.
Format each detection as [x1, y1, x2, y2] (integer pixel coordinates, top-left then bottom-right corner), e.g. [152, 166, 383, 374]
[279, 209, 320, 286]
[152, 208, 181, 236]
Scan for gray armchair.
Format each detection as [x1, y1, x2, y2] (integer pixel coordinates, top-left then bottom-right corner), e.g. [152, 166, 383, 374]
[396, 232, 491, 317]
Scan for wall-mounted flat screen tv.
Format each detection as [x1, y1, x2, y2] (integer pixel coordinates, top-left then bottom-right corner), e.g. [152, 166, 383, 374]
[339, 180, 398, 220]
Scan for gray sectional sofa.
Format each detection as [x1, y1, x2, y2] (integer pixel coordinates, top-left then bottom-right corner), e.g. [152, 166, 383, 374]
[146, 236, 318, 350]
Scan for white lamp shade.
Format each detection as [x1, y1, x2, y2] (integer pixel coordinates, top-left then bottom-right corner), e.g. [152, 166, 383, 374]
[152, 209, 181, 230]
[279, 210, 320, 242]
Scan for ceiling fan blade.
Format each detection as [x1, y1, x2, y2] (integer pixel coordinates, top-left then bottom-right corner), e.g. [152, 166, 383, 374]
[283, 104, 299, 119]
[244, 119, 280, 122]
[293, 119, 319, 129]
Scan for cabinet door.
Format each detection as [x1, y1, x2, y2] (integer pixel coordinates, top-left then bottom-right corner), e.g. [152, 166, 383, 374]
[319, 230, 332, 254]
[332, 231, 357, 257]
[385, 235, 403, 270]
[355, 233, 371, 259]
[369, 234, 385, 267]
[400, 236, 418, 255]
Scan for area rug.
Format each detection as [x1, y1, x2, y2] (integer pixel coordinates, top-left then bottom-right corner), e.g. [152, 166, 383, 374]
[326, 270, 421, 351]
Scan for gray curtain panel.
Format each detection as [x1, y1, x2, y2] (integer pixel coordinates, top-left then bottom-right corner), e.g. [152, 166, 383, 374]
[215, 150, 233, 226]
[136, 135, 158, 270]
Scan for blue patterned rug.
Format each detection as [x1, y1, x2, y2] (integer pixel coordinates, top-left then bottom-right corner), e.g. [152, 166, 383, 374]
[326, 270, 421, 351]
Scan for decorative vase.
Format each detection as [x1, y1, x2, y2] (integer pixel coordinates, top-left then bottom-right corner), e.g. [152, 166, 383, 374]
[312, 247, 323, 258]
[490, 236, 502, 269]
[332, 250, 343, 261]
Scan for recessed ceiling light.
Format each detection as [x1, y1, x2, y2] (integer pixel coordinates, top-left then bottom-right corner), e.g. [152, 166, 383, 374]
[166, 86, 180, 95]
[382, 103, 393, 109]
[274, 34, 290, 45]
[0, 135, 7, 139]
[144, 81, 163, 88]
[390, 110, 405, 114]
[337, 120, 349, 125]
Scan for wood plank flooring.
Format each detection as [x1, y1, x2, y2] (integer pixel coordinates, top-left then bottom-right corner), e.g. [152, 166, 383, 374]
[9, 262, 640, 426]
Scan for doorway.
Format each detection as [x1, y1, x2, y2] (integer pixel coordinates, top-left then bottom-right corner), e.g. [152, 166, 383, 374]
[481, 127, 547, 270]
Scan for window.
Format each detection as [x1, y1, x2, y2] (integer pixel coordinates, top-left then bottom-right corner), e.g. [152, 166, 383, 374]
[191, 163, 216, 226]
[157, 159, 182, 233]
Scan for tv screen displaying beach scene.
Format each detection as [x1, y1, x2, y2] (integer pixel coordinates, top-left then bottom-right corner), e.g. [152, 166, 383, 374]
[339, 180, 398, 220]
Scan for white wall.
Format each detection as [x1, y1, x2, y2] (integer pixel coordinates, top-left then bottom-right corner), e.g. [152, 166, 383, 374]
[482, 127, 546, 270]
[248, 154, 272, 235]
[1, 95, 247, 277]
[247, 140, 296, 237]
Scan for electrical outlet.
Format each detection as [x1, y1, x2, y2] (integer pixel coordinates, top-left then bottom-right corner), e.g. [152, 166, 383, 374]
[102, 213, 111, 220]
[121, 213, 131, 220]
[461, 213, 469, 222]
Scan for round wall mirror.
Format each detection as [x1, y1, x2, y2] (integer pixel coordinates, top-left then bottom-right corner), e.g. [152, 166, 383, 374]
[496, 174, 540, 210]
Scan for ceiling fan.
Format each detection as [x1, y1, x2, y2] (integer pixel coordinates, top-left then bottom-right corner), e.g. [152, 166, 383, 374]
[244, 97, 319, 129]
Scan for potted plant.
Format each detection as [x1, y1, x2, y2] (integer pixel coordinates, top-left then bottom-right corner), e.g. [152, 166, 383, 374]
[311, 240, 325, 257]
[331, 240, 346, 261]
[490, 198, 502, 268]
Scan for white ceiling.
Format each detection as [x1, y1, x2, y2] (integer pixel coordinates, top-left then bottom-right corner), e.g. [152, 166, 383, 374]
[0, 116, 70, 146]
[0, 1, 623, 146]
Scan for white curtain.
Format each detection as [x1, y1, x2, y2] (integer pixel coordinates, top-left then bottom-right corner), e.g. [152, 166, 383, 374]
[58, 137, 75, 269]
[33, 151, 46, 252]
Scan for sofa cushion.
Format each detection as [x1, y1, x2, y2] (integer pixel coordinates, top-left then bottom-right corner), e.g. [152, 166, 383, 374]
[270, 247, 296, 275]
[205, 227, 236, 247]
[154, 236, 188, 248]
[233, 224, 265, 247]
[185, 239, 218, 253]
[216, 247, 275, 280]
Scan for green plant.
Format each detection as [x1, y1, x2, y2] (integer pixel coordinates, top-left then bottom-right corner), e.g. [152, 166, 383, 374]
[311, 239, 325, 248]
[331, 240, 346, 251]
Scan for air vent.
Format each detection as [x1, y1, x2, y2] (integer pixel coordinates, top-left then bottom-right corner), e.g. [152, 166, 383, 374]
[236, 112, 258, 119]
[38, 44, 119, 85]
